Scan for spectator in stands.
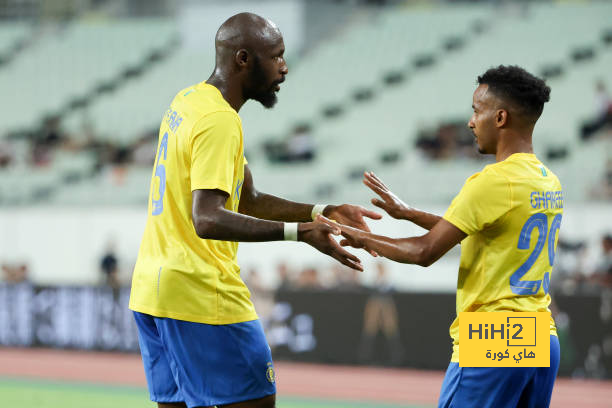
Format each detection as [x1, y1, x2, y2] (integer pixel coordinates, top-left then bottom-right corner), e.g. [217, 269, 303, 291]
[330, 264, 364, 291]
[590, 159, 612, 200]
[244, 267, 274, 324]
[100, 241, 120, 291]
[31, 116, 66, 166]
[552, 237, 589, 294]
[1, 262, 29, 283]
[415, 121, 480, 160]
[295, 266, 323, 289]
[131, 131, 157, 167]
[591, 234, 612, 288]
[0, 140, 13, 168]
[580, 80, 612, 140]
[358, 262, 403, 365]
[276, 261, 294, 290]
[263, 124, 316, 163]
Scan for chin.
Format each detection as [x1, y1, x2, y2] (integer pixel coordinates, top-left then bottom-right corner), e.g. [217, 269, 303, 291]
[256, 92, 278, 109]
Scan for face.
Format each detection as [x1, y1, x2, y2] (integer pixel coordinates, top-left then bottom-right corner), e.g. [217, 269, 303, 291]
[245, 34, 288, 109]
[468, 84, 499, 154]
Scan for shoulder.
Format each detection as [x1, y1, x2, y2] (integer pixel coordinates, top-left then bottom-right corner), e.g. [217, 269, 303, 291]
[193, 110, 241, 131]
[175, 83, 241, 124]
[464, 164, 511, 189]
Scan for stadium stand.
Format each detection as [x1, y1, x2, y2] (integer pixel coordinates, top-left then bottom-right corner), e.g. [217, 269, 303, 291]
[0, 2, 610, 206]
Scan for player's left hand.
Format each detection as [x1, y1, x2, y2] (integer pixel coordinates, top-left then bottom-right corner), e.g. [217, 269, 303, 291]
[324, 204, 381, 232]
[324, 204, 381, 256]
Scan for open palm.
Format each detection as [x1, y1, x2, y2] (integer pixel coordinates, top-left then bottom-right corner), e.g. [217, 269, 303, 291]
[363, 172, 410, 220]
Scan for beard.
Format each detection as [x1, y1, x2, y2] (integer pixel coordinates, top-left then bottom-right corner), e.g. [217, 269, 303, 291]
[246, 57, 278, 109]
[254, 88, 277, 109]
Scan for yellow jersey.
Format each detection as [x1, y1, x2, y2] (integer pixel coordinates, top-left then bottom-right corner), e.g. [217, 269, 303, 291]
[129, 81, 257, 325]
[443, 153, 563, 362]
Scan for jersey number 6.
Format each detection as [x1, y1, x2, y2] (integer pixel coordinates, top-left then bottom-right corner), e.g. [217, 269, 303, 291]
[510, 213, 562, 295]
[152, 132, 169, 216]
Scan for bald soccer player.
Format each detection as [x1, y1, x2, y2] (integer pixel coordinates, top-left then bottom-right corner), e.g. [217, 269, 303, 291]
[322, 65, 562, 408]
[129, 13, 380, 408]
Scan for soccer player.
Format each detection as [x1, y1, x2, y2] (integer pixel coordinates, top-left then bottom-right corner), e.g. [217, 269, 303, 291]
[322, 65, 562, 407]
[129, 13, 380, 408]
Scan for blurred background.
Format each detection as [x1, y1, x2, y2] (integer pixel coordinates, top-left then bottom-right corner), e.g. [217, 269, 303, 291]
[0, 0, 611, 407]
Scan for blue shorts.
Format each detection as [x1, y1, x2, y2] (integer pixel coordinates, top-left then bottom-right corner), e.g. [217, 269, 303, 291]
[438, 334, 560, 408]
[133, 312, 276, 408]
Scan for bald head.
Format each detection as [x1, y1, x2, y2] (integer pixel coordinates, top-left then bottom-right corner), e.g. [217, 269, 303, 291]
[215, 12, 282, 66]
[208, 13, 288, 110]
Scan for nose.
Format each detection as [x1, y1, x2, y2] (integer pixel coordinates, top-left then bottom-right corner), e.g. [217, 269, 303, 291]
[467, 116, 475, 129]
[280, 61, 288, 76]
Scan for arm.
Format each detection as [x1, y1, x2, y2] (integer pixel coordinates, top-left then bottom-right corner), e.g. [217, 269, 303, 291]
[320, 215, 466, 266]
[194, 188, 284, 241]
[239, 165, 382, 229]
[238, 165, 313, 222]
[363, 171, 441, 230]
[192, 189, 363, 270]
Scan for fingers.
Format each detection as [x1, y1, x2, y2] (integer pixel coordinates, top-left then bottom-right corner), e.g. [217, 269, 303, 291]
[333, 246, 369, 270]
[363, 177, 387, 197]
[343, 258, 364, 271]
[363, 172, 388, 192]
[340, 239, 376, 258]
[371, 198, 386, 209]
[315, 215, 340, 234]
[339, 236, 363, 248]
[360, 207, 383, 220]
[329, 239, 363, 271]
[365, 171, 388, 189]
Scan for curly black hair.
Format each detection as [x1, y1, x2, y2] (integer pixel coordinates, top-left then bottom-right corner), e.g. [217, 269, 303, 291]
[477, 65, 551, 122]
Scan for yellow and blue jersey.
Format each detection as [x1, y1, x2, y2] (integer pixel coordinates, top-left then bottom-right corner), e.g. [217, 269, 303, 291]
[443, 153, 563, 362]
[129, 81, 256, 325]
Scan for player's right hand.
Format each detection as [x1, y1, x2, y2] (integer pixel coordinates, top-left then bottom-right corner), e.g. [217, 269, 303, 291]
[298, 219, 363, 271]
[363, 171, 412, 220]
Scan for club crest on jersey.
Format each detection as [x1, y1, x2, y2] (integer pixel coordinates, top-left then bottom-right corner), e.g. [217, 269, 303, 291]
[266, 362, 275, 383]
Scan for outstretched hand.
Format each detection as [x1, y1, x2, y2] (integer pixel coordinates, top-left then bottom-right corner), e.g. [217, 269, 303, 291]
[299, 218, 364, 271]
[363, 172, 411, 220]
[325, 203, 382, 232]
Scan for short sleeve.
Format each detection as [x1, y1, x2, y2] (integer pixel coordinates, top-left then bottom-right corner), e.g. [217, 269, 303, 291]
[443, 169, 511, 235]
[190, 111, 241, 194]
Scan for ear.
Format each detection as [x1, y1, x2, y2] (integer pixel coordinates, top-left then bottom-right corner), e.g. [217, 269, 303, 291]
[495, 109, 508, 128]
[235, 49, 249, 68]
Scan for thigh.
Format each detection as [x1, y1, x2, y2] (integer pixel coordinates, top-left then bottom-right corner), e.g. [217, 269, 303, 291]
[517, 335, 560, 408]
[439, 362, 534, 408]
[155, 318, 277, 408]
[438, 362, 461, 408]
[133, 311, 184, 405]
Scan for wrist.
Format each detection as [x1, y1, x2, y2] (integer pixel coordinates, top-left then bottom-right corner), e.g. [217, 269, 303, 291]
[284, 222, 299, 241]
[402, 207, 416, 221]
[320, 204, 336, 218]
[297, 222, 310, 241]
[312, 204, 330, 220]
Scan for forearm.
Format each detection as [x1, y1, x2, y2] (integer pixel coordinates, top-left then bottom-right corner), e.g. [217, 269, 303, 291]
[360, 234, 430, 265]
[403, 208, 442, 231]
[239, 191, 315, 222]
[194, 207, 286, 242]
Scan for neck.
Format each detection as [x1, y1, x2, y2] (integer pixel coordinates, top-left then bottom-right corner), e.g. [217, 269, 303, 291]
[206, 69, 246, 112]
[495, 129, 534, 162]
